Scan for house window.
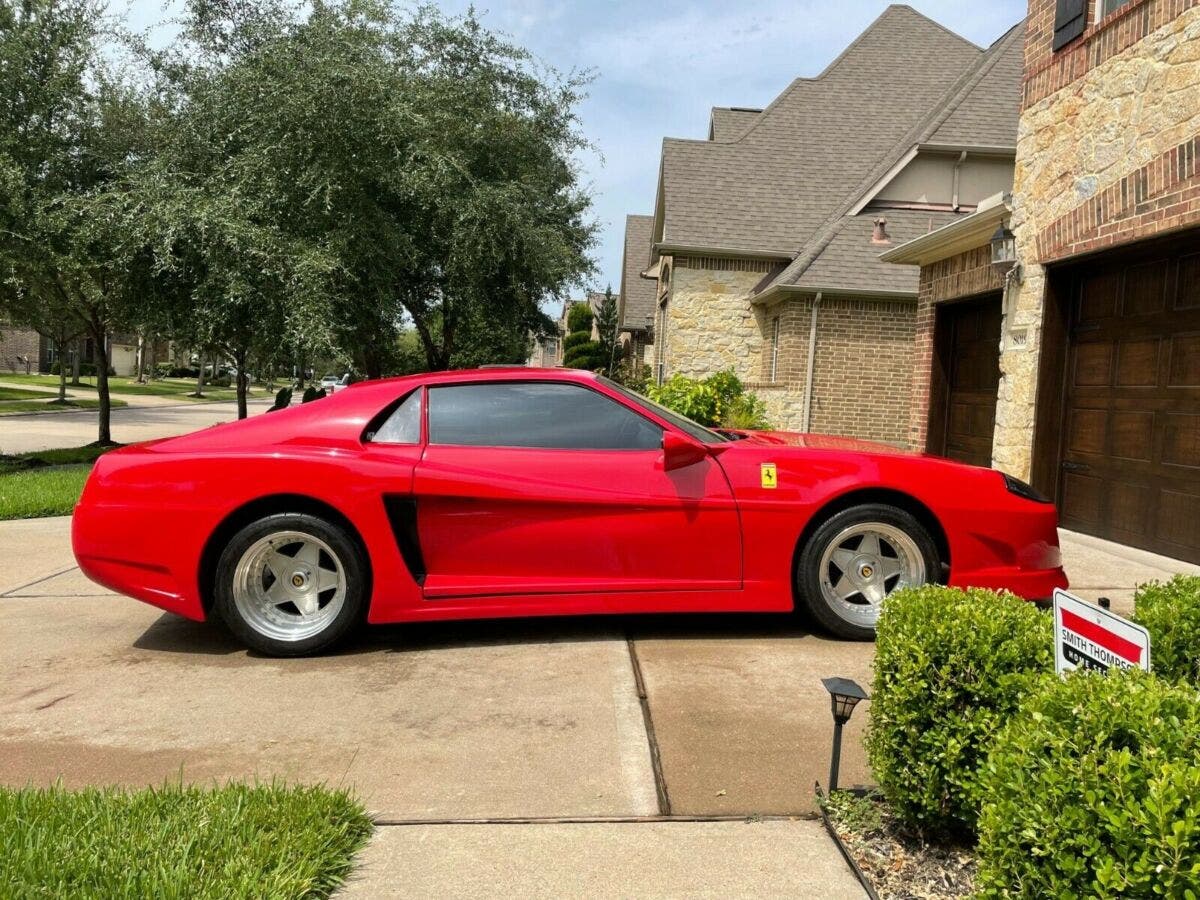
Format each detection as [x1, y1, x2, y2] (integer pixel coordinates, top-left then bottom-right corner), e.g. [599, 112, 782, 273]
[770, 316, 781, 382]
[1097, 0, 1131, 17]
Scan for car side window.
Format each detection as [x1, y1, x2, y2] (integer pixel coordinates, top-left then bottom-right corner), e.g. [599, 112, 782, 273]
[370, 389, 422, 444]
[428, 382, 662, 450]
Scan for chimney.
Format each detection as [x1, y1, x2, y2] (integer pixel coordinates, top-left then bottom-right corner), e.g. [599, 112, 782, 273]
[871, 217, 891, 244]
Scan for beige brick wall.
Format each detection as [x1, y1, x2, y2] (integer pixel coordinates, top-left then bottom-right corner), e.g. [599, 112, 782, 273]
[807, 298, 916, 445]
[996, 2, 1200, 479]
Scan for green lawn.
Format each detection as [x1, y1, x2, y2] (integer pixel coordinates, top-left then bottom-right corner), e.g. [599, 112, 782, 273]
[0, 373, 264, 403]
[0, 445, 117, 519]
[0, 782, 373, 898]
[0, 385, 130, 415]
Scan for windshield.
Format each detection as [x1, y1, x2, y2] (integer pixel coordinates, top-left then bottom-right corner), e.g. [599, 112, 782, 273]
[599, 377, 730, 444]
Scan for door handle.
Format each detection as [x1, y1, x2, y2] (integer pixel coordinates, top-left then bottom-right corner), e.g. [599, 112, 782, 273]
[1061, 461, 1090, 473]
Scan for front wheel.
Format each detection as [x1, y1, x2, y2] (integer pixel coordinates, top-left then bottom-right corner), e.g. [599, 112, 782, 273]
[214, 512, 368, 656]
[797, 504, 939, 640]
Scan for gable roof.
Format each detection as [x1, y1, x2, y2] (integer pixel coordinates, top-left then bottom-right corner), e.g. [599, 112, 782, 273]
[756, 20, 1026, 298]
[648, 6, 1025, 304]
[619, 214, 656, 330]
[708, 107, 761, 142]
[654, 5, 984, 256]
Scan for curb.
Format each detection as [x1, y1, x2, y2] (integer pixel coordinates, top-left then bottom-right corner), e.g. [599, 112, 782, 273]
[815, 782, 880, 900]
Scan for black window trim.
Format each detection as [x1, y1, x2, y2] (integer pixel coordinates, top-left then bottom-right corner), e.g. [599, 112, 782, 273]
[424, 378, 668, 452]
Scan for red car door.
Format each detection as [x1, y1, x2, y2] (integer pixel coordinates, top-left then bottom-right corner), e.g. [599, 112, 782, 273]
[412, 380, 742, 599]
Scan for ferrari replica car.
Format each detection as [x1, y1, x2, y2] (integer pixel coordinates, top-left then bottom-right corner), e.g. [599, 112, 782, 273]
[73, 368, 1067, 655]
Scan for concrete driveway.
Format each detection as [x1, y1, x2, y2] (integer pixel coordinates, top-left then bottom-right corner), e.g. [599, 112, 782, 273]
[1, 399, 271, 454]
[4, 517, 1196, 819]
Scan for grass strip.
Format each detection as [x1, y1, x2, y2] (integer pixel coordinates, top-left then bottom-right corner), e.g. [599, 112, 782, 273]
[0, 782, 373, 899]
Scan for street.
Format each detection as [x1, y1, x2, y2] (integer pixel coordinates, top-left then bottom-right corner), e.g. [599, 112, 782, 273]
[0, 398, 272, 454]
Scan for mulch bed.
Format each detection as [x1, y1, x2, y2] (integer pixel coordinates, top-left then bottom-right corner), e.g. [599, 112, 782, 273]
[822, 791, 977, 900]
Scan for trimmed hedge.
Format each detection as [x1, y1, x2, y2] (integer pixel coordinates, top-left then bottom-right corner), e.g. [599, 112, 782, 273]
[976, 671, 1200, 897]
[865, 586, 1052, 836]
[1133, 575, 1200, 685]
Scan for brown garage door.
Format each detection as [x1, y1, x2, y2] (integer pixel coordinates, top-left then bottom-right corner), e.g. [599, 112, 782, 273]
[929, 294, 1002, 467]
[1059, 237, 1200, 563]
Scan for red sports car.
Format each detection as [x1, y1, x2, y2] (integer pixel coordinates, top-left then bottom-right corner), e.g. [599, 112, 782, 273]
[73, 368, 1067, 656]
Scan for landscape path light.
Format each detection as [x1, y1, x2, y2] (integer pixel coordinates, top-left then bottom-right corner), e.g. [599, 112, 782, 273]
[821, 676, 868, 793]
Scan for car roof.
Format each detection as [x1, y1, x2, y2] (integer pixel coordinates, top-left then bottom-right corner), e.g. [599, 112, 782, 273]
[360, 367, 600, 389]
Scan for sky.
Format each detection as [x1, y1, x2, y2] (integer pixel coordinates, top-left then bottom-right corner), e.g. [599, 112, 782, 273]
[122, 0, 1028, 301]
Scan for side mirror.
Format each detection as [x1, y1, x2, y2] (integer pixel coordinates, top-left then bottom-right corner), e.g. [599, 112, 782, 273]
[662, 431, 709, 471]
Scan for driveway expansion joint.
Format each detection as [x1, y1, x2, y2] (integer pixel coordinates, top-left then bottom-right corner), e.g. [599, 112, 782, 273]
[626, 635, 672, 816]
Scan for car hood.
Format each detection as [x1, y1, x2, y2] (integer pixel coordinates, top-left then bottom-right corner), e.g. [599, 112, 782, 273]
[725, 429, 918, 456]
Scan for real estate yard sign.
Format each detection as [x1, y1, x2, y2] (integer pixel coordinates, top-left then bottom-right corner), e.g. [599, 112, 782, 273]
[1053, 588, 1150, 675]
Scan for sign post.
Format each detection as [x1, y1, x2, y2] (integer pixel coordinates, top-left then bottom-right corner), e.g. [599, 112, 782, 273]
[1052, 588, 1150, 675]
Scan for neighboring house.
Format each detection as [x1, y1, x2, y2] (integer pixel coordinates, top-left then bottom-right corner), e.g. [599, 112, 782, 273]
[883, 0, 1200, 564]
[617, 214, 656, 369]
[0, 323, 45, 374]
[627, 5, 1025, 444]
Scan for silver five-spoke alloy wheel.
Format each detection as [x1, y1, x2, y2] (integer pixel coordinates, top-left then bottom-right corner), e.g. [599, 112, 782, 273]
[818, 522, 926, 629]
[232, 530, 347, 643]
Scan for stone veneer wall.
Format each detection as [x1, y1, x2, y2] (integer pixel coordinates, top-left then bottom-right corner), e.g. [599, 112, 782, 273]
[996, 1, 1200, 478]
[908, 246, 1007, 450]
[660, 256, 773, 382]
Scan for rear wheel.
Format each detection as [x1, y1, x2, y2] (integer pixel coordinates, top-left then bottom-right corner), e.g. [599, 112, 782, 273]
[797, 503, 938, 640]
[214, 513, 367, 656]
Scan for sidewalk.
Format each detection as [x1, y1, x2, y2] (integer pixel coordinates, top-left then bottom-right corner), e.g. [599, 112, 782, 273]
[340, 819, 865, 898]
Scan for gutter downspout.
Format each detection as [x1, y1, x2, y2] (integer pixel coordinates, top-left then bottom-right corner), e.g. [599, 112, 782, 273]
[951, 150, 967, 211]
[802, 292, 822, 433]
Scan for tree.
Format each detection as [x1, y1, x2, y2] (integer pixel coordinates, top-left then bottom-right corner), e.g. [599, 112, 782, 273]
[0, 0, 156, 443]
[562, 300, 606, 370]
[150, 0, 595, 379]
[595, 285, 619, 376]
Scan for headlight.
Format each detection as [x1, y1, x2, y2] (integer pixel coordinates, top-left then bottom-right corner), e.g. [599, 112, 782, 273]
[1001, 472, 1051, 504]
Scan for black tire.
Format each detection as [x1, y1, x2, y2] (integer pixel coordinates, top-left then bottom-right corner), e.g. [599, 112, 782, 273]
[214, 512, 368, 656]
[796, 503, 939, 641]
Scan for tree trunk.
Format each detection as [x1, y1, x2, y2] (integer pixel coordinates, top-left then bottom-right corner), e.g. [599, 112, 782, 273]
[71, 339, 81, 385]
[146, 338, 156, 382]
[135, 333, 145, 383]
[92, 326, 112, 445]
[235, 346, 248, 420]
[194, 350, 205, 397]
[56, 338, 67, 402]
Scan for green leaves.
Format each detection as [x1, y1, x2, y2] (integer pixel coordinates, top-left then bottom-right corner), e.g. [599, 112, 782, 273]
[645, 369, 771, 429]
[865, 586, 1053, 838]
[975, 671, 1200, 897]
[1132, 575, 1200, 686]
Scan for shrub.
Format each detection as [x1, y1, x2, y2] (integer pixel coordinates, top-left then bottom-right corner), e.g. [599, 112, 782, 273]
[1132, 575, 1200, 685]
[562, 331, 591, 352]
[48, 361, 115, 377]
[865, 586, 1052, 836]
[566, 302, 593, 334]
[645, 369, 770, 429]
[976, 670, 1200, 897]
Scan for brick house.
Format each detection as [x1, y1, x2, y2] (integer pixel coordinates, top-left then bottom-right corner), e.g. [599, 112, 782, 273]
[0, 323, 45, 374]
[623, 5, 1025, 443]
[884, 0, 1200, 563]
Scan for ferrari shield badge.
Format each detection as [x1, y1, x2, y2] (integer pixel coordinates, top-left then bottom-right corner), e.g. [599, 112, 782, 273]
[760, 463, 777, 489]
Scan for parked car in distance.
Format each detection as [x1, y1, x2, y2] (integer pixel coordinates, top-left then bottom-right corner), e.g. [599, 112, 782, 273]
[319, 374, 341, 392]
[72, 368, 1068, 656]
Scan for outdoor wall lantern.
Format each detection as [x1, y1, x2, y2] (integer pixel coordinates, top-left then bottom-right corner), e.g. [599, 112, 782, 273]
[990, 223, 1018, 272]
[822, 676, 869, 793]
